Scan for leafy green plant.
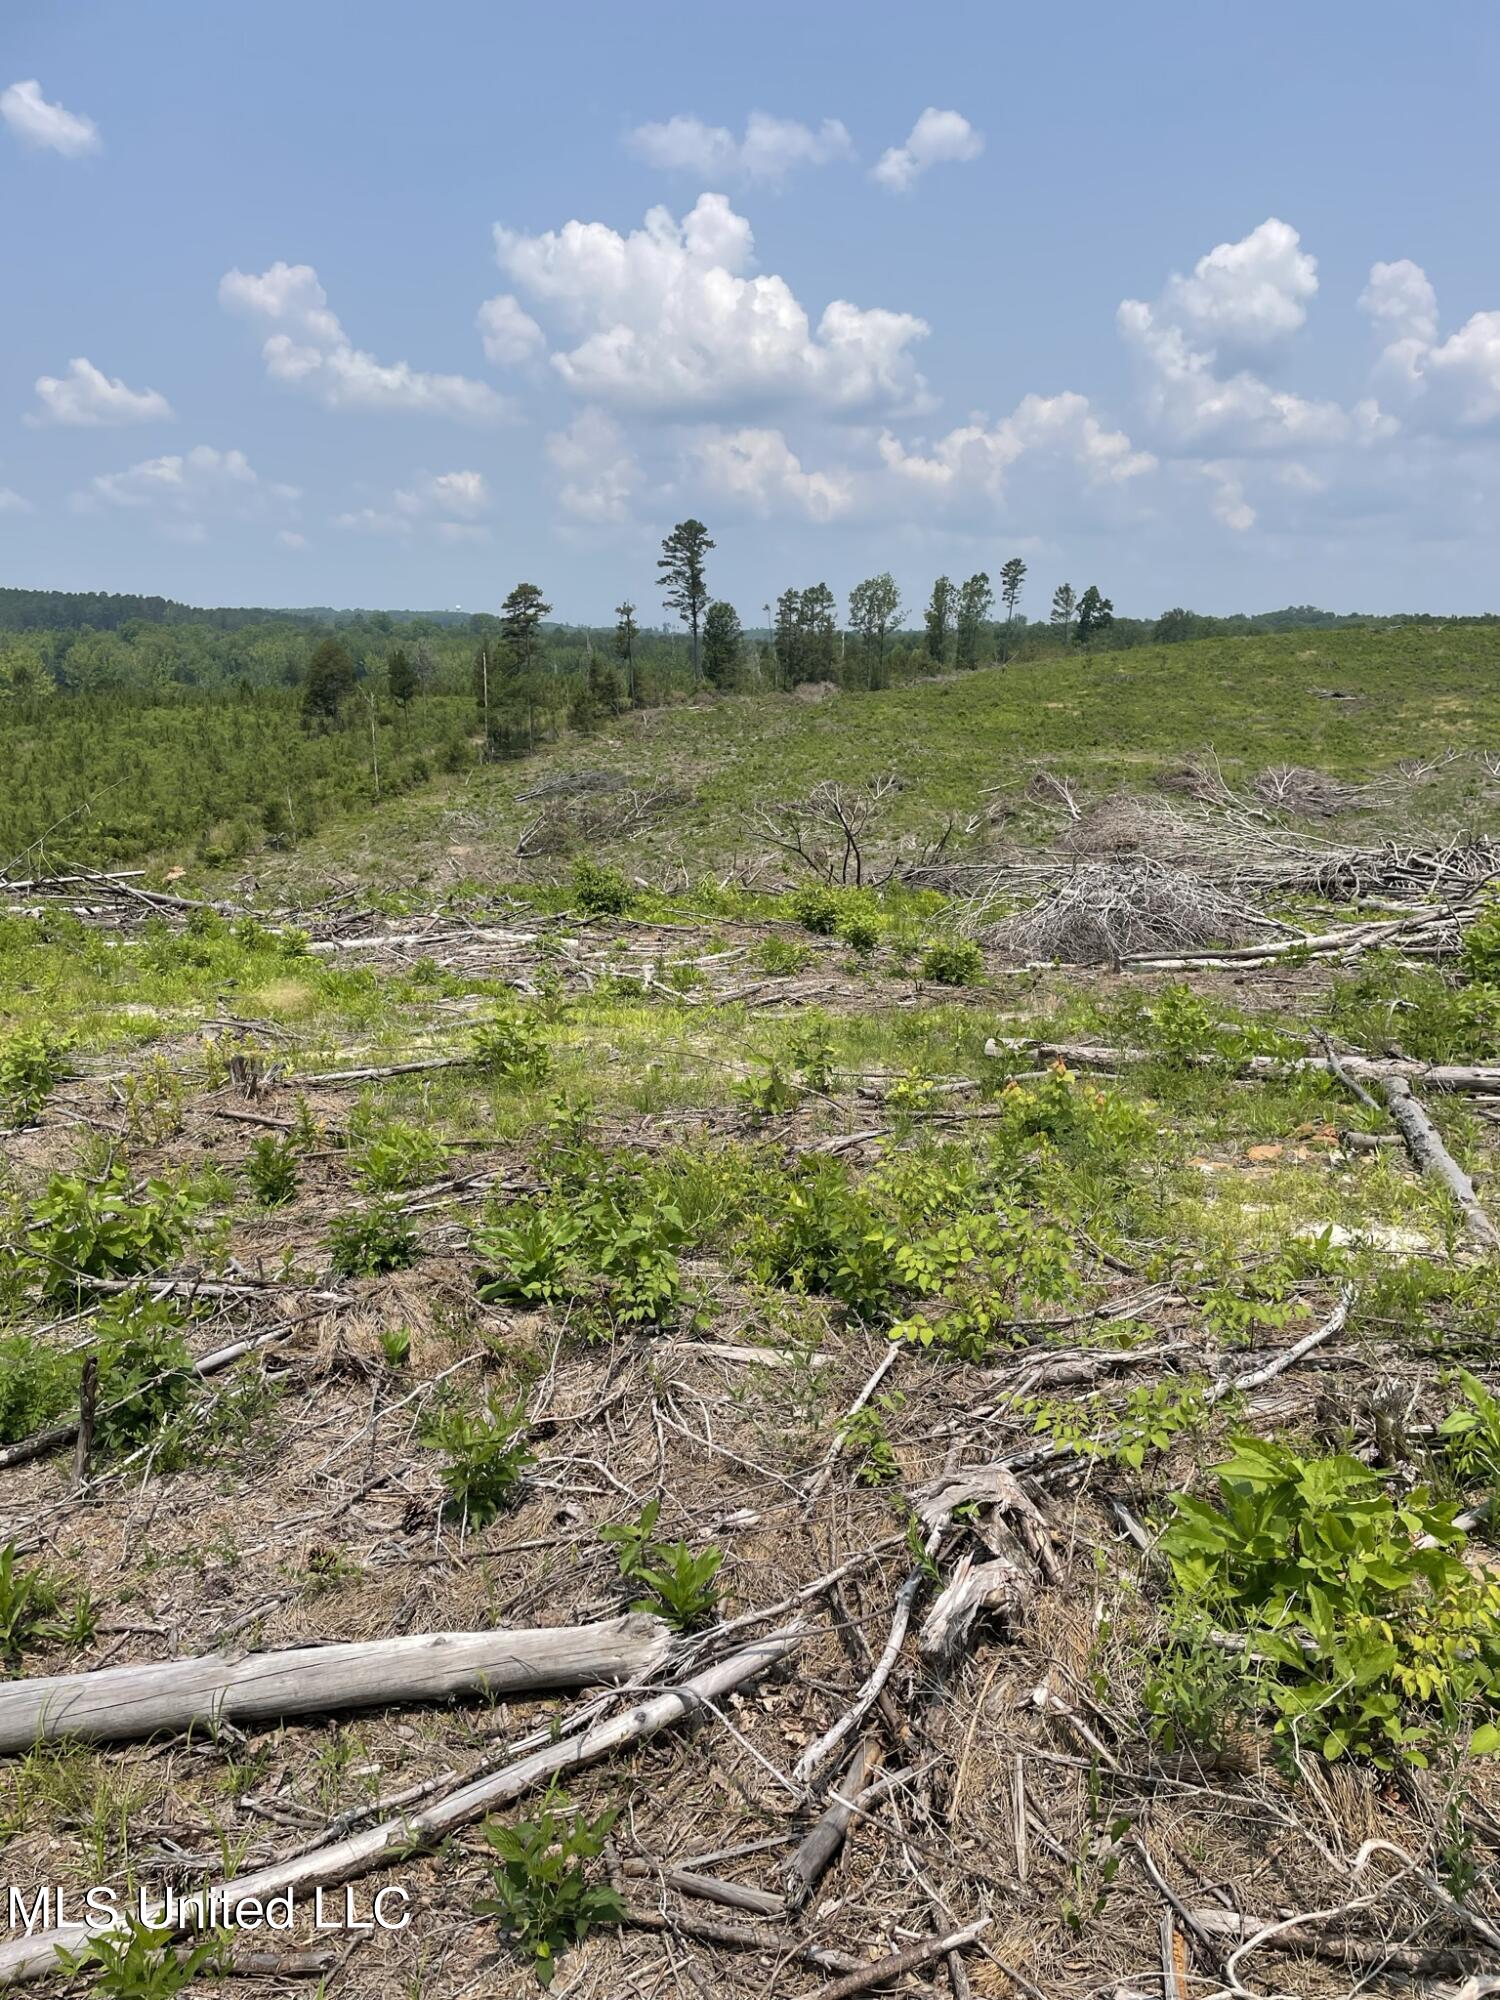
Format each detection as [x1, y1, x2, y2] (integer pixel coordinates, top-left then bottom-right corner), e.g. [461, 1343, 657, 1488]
[1461, 897, 1500, 985]
[354, 1120, 447, 1192]
[476, 1791, 623, 1988]
[1024, 1381, 1211, 1471]
[1438, 1370, 1500, 1497]
[835, 903, 884, 954]
[327, 1201, 418, 1276]
[599, 1497, 662, 1581]
[837, 1392, 905, 1485]
[789, 885, 843, 935]
[423, 1394, 535, 1526]
[25, 1169, 201, 1298]
[629, 1540, 723, 1631]
[0, 1027, 68, 1127]
[0, 1542, 66, 1663]
[475, 1201, 582, 1306]
[474, 1016, 553, 1085]
[90, 1301, 194, 1454]
[573, 1188, 686, 1326]
[245, 1133, 299, 1207]
[753, 934, 813, 976]
[377, 1326, 412, 1370]
[58, 1917, 226, 1996]
[1158, 1436, 1500, 1765]
[571, 859, 634, 917]
[918, 937, 984, 986]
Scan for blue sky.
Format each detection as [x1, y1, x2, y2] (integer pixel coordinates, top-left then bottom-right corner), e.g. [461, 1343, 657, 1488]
[5, 0, 1500, 619]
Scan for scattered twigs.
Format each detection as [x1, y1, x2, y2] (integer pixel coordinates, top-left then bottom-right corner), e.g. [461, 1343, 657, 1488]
[793, 1920, 990, 2000]
[1204, 1286, 1354, 1404]
[801, 1345, 899, 1514]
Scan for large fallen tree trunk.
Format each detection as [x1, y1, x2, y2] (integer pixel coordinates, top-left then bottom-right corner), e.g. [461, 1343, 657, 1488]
[0, 1623, 807, 1985]
[0, 1617, 674, 1752]
[986, 1035, 1500, 1096]
[1380, 1076, 1500, 1251]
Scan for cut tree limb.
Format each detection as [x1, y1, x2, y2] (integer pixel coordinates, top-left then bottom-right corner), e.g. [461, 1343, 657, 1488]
[0, 1616, 674, 1752]
[1380, 1076, 1500, 1251]
[794, 1920, 990, 2000]
[1204, 1287, 1354, 1405]
[784, 1737, 883, 1910]
[0, 1623, 808, 1985]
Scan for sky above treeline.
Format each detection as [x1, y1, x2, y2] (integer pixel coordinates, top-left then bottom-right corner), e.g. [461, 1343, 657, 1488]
[5, 0, 1500, 621]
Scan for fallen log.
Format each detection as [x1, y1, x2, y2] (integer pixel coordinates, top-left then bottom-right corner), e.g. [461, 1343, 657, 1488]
[0, 1617, 674, 1751]
[1188, 1907, 1467, 1977]
[1380, 1076, 1500, 1251]
[0, 1623, 808, 1985]
[987, 1034, 1500, 1096]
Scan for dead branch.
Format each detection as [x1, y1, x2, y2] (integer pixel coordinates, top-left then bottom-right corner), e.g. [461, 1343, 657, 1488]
[0, 1617, 674, 1751]
[1380, 1075, 1500, 1251]
[0, 1623, 809, 1984]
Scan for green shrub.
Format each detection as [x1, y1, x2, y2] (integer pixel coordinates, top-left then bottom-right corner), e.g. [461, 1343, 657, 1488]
[327, 1202, 418, 1276]
[918, 937, 984, 986]
[424, 1394, 535, 1526]
[377, 1327, 412, 1371]
[474, 1016, 553, 1086]
[474, 1201, 581, 1307]
[0, 1028, 69, 1127]
[834, 903, 884, 954]
[752, 934, 813, 976]
[354, 1121, 447, 1192]
[789, 885, 842, 935]
[1158, 1435, 1500, 1765]
[476, 1792, 623, 1987]
[25, 1169, 201, 1298]
[1461, 898, 1500, 985]
[245, 1134, 299, 1207]
[571, 859, 633, 917]
[0, 1542, 68, 1663]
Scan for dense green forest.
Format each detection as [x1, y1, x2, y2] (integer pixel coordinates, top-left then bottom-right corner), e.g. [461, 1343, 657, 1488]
[5, 528, 1498, 871]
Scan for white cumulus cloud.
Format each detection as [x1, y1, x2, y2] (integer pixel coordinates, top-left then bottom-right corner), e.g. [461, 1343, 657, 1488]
[692, 427, 853, 521]
[878, 391, 1155, 496]
[494, 193, 928, 419]
[477, 294, 545, 366]
[334, 467, 491, 537]
[626, 111, 853, 183]
[1, 79, 100, 156]
[1361, 260, 1500, 427]
[872, 108, 982, 193]
[545, 408, 642, 523]
[29, 358, 173, 427]
[75, 445, 298, 542]
[220, 261, 508, 422]
[1119, 219, 1393, 453]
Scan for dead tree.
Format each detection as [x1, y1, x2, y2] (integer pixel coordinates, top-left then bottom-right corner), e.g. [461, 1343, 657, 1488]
[743, 776, 901, 887]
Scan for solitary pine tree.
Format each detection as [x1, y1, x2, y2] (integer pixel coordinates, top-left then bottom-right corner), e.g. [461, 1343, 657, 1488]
[1050, 583, 1077, 644]
[923, 576, 954, 668]
[702, 599, 743, 688]
[954, 572, 994, 670]
[1075, 585, 1115, 649]
[999, 557, 1027, 637]
[658, 519, 715, 683]
[493, 582, 552, 754]
[613, 600, 638, 705]
[301, 637, 357, 729]
[800, 584, 838, 682]
[386, 647, 419, 711]
[848, 574, 903, 690]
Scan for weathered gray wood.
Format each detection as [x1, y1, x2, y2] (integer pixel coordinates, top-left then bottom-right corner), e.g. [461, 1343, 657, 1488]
[0, 1623, 807, 1984]
[918, 1552, 1031, 1663]
[0, 1616, 673, 1752]
[1381, 1075, 1500, 1251]
[986, 1034, 1500, 1096]
[785, 1736, 882, 1910]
